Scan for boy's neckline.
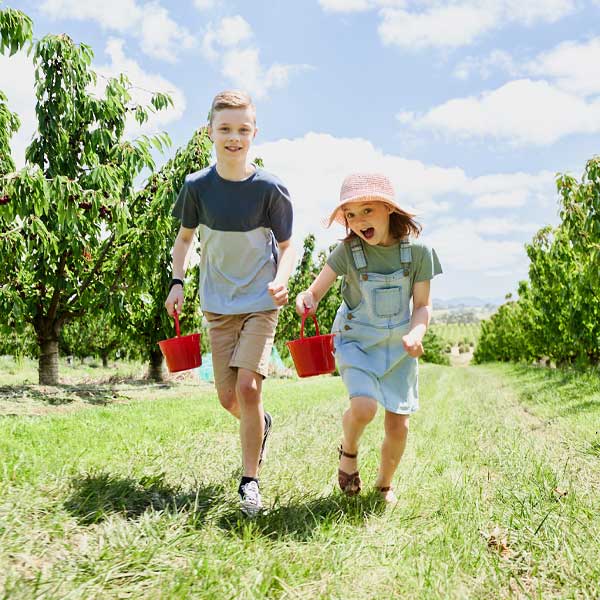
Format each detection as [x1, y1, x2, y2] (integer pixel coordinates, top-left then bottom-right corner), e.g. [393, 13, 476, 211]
[213, 163, 258, 183]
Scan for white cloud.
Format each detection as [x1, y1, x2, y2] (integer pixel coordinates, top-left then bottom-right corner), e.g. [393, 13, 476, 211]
[202, 16, 307, 99]
[319, 0, 405, 12]
[250, 133, 556, 281]
[40, 0, 194, 62]
[137, 3, 195, 62]
[194, 0, 216, 9]
[0, 50, 36, 169]
[526, 37, 600, 96]
[379, 5, 498, 49]
[426, 225, 525, 273]
[453, 50, 517, 80]
[203, 15, 253, 60]
[320, 0, 576, 49]
[400, 79, 600, 145]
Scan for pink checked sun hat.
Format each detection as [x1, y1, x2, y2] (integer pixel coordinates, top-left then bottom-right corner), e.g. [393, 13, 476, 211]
[325, 172, 414, 227]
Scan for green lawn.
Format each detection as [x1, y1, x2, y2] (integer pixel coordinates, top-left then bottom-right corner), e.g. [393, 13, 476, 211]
[0, 360, 598, 598]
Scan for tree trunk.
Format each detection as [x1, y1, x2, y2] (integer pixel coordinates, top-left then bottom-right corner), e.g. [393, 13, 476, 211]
[101, 354, 108, 368]
[39, 337, 59, 385]
[148, 348, 164, 382]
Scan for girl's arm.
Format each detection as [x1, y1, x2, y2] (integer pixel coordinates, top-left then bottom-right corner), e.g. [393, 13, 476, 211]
[402, 280, 432, 358]
[295, 264, 338, 316]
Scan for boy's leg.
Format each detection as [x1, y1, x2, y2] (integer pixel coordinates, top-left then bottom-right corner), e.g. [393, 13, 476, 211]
[374, 411, 409, 489]
[230, 310, 278, 477]
[236, 368, 264, 478]
[203, 312, 241, 418]
[339, 395, 378, 474]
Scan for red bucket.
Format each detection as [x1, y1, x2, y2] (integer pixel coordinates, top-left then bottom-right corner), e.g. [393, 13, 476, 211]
[286, 310, 335, 378]
[158, 310, 202, 373]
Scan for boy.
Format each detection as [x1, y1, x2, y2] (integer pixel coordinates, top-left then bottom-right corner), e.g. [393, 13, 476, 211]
[164, 90, 295, 515]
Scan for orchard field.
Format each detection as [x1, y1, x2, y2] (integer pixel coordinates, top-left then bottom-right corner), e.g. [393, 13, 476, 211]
[1, 357, 599, 598]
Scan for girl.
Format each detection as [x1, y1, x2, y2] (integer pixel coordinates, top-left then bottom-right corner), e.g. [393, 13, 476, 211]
[296, 173, 442, 503]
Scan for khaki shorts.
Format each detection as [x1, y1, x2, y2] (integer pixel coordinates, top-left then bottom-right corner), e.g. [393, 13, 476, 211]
[203, 310, 279, 389]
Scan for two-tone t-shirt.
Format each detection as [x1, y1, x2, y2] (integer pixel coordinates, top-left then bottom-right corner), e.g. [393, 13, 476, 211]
[327, 239, 443, 310]
[172, 165, 293, 314]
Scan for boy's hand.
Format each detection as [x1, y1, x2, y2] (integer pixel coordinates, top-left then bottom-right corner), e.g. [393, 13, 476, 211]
[268, 281, 289, 306]
[402, 333, 424, 358]
[295, 291, 316, 316]
[165, 285, 184, 317]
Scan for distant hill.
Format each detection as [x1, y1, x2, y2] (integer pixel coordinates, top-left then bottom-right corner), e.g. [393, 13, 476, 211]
[433, 297, 505, 309]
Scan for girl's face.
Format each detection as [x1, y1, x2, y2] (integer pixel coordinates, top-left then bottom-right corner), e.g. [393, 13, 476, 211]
[343, 201, 394, 246]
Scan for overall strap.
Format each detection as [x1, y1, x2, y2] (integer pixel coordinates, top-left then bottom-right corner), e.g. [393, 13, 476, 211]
[349, 237, 368, 271]
[400, 237, 412, 277]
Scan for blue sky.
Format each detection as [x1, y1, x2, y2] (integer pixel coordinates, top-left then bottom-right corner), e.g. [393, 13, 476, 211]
[3, 0, 600, 301]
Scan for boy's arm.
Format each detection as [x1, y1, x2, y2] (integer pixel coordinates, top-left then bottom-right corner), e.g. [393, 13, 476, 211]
[295, 264, 338, 316]
[268, 239, 296, 306]
[164, 225, 196, 316]
[402, 280, 432, 358]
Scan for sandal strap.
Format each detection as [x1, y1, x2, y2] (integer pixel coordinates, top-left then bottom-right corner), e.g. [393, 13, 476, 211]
[376, 486, 392, 492]
[338, 444, 357, 459]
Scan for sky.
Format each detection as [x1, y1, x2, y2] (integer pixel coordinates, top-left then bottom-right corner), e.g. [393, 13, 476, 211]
[2, 0, 599, 302]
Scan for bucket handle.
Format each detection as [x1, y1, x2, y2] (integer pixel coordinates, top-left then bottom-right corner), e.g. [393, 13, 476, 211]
[301, 308, 321, 339]
[173, 309, 181, 337]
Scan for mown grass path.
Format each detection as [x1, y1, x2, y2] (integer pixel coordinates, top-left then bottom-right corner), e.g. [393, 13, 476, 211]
[0, 364, 598, 599]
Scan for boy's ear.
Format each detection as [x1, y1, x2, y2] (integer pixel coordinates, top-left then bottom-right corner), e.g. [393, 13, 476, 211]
[207, 124, 213, 141]
[252, 126, 258, 140]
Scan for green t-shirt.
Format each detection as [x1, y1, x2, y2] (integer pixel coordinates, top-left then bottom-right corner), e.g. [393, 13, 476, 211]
[327, 239, 443, 310]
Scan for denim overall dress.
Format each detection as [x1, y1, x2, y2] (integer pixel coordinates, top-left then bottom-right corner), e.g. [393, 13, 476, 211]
[331, 237, 419, 414]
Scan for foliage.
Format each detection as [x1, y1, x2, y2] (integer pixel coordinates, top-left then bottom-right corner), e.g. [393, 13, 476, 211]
[421, 328, 450, 365]
[0, 23, 172, 384]
[0, 6, 33, 176]
[115, 129, 212, 379]
[474, 157, 600, 365]
[274, 234, 342, 357]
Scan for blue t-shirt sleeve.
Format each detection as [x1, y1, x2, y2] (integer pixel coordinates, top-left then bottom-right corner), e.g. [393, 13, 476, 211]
[267, 181, 293, 242]
[172, 179, 200, 229]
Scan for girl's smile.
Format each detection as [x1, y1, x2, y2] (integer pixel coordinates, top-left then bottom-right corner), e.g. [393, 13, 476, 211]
[343, 201, 395, 246]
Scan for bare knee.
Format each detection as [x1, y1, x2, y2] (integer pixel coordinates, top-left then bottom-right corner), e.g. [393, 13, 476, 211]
[216, 387, 237, 412]
[385, 414, 409, 439]
[349, 396, 378, 424]
[236, 372, 262, 407]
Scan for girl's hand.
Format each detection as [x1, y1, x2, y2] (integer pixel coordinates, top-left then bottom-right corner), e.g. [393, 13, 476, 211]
[295, 290, 316, 316]
[402, 334, 424, 358]
[268, 281, 289, 306]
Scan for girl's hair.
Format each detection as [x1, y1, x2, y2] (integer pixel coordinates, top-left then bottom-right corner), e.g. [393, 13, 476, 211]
[209, 90, 256, 124]
[343, 205, 422, 242]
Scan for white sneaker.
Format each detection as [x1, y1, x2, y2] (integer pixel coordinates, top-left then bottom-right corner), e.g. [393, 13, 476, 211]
[239, 481, 262, 517]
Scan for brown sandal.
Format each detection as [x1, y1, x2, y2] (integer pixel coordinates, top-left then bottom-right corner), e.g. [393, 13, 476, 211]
[338, 445, 361, 496]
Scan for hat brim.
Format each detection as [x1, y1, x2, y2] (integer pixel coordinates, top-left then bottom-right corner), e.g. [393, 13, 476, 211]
[324, 195, 415, 228]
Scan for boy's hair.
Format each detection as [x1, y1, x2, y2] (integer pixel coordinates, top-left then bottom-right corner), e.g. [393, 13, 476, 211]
[209, 90, 256, 124]
[343, 208, 422, 242]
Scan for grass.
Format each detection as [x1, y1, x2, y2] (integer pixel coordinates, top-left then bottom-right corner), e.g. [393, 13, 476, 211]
[0, 358, 598, 598]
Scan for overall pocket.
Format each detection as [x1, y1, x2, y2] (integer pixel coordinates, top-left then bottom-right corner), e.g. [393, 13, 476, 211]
[373, 286, 402, 318]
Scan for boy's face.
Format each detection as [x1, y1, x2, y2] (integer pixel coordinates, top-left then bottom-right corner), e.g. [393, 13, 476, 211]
[343, 200, 394, 246]
[208, 107, 257, 164]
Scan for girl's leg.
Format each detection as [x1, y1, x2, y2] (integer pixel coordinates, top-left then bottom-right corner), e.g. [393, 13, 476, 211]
[375, 411, 409, 490]
[339, 395, 378, 475]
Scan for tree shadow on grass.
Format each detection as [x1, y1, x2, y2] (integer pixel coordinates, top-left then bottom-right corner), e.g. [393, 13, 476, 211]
[64, 471, 226, 526]
[508, 365, 600, 418]
[215, 490, 388, 541]
[0, 384, 125, 406]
